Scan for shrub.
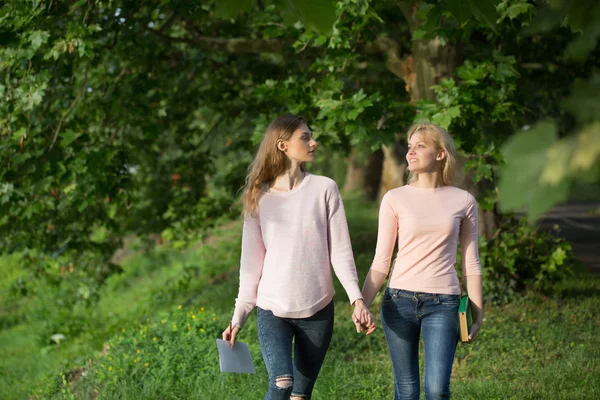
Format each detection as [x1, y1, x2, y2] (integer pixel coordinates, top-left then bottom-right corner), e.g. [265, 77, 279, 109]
[474, 217, 574, 304]
[68, 304, 264, 399]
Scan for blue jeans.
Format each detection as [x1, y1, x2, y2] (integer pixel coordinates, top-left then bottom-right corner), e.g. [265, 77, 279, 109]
[380, 288, 460, 400]
[257, 300, 334, 400]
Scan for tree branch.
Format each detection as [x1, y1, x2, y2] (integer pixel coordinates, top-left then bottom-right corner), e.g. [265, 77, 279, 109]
[145, 27, 291, 54]
[49, 66, 89, 151]
[147, 26, 409, 82]
[159, 13, 178, 33]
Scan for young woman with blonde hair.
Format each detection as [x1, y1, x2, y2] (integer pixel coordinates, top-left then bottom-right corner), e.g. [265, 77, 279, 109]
[222, 115, 374, 400]
[359, 123, 484, 400]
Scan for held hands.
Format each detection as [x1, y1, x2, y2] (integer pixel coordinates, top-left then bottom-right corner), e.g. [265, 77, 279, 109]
[352, 299, 376, 335]
[222, 323, 241, 348]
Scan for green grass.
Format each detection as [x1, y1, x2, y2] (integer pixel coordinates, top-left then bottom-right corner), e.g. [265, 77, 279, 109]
[1, 197, 599, 399]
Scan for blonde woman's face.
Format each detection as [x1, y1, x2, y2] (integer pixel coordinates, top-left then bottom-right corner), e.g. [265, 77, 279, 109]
[406, 132, 444, 173]
[279, 123, 318, 163]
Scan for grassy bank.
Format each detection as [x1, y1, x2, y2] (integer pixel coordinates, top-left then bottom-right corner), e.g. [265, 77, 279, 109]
[1, 198, 599, 399]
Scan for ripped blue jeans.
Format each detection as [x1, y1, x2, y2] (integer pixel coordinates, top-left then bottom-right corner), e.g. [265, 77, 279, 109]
[257, 300, 334, 400]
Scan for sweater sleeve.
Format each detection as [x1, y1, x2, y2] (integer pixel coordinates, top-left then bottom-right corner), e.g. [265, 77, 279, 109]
[231, 215, 266, 328]
[460, 193, 482, 276]
[369, 191, 398, 276]
[327, 184, 363, 305]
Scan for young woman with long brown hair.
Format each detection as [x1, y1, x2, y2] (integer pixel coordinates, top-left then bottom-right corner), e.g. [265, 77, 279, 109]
[359, 123, 484, 400]
[222, 115, 374, 400]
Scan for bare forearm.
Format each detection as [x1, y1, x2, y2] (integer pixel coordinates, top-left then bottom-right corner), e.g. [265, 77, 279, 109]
[466, 274, 484, 322]
[361, 270, 388, 308]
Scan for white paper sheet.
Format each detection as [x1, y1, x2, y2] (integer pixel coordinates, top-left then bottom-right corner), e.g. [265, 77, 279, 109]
[216, 339, 256, 373]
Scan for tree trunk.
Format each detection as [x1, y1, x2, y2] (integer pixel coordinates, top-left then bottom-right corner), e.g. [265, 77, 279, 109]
[378, 140, 407, 201]
[343, 148, 384, 201]
[378, 2, 460, 200]
[456, 155, 499, 240]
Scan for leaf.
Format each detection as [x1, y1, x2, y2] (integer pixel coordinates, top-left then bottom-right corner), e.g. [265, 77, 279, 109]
[432, 112, 452, 130]
[63, 182, 77, 194]
[446, 0, 471, 23]
[502, 120, 557, 158]
[12, 127, 26, 140]
[447, 106, 461, 119]
[498, 120, 570, 220]
[540, 137, 576, 185]
[523, 4, 565, 34]
[29, 30, 50, 51]
[61, 130, 81, 146]
[469, 0, 499, 32]
[563, 75, 600, 123]
[564, 15, 600, 60]
[291, 0, 337, 33]
[503, 3, 534, 20]
[90, 225, 108, 244]
[214, 0, 254, 19]
[569, 123, 600, 172]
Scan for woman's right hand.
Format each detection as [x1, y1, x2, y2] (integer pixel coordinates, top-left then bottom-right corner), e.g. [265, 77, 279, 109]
[222, 324, 241, 348]
[352, 299, 376, 335]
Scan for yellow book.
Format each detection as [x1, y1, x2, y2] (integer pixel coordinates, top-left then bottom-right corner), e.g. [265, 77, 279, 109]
[458, 295, 472, 343]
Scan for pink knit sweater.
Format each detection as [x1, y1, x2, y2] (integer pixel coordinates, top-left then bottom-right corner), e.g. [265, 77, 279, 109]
[370, 185, 481, 294]
[231, 174, 363, 328]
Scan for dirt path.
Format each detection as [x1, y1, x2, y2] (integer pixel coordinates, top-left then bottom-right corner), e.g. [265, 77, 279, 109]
[537, 203, 600, 275]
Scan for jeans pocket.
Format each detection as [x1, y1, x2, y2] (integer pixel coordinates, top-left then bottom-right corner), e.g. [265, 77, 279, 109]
[382, 288, 395, 304]
[437, 294, 460, 305]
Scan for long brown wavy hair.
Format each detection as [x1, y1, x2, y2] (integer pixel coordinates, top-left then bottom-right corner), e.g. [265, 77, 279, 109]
[241, 115, 306, 217]
[406, 123, 458, 186]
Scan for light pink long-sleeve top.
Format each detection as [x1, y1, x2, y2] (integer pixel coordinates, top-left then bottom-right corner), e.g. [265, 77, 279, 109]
[370, 185, 481, 294]
[231, 173, 363, 328]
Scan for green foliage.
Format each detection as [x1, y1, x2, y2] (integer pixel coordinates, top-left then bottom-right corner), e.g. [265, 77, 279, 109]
[75, 305, 232, 398]
[499, 120, 570, 220]
[497, 0, 600, 219]
[0, 0, 404, 315]
[477, 218, 575, 304]
[10, 251, 115, 341]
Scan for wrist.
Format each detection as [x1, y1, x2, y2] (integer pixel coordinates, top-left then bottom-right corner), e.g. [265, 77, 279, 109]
[352, 298, 365, 307]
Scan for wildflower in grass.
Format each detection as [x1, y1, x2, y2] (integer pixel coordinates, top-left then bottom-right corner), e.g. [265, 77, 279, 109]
[121, 328, 125, 332]
[120, 368, 123, 372]
[212, 317, 216, 321]
[153, 337, 158, 341]
[136, 349, 140, 353]
[134, 359, 138, 363]
[200, 307, 204, 312]
[178, 305, 182, 309]
[200, 328, 205, 333]
[161, 319, 165, 324]
[192, 315, 196, 319]
[144, 362, 149, 367]
[108, 367, 112, 371]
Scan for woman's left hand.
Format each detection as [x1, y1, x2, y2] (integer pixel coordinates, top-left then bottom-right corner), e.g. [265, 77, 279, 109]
[468, 318, 482, 343]
[352, 299, 376, 335]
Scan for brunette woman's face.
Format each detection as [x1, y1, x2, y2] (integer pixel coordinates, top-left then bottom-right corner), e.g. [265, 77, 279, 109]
[406, 132, 444, 174]
[279, 124, 318, 163]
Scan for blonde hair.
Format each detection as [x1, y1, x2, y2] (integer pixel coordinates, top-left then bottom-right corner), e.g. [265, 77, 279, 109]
[241, 115, 306, 217]
[406, 123, 458, 186]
